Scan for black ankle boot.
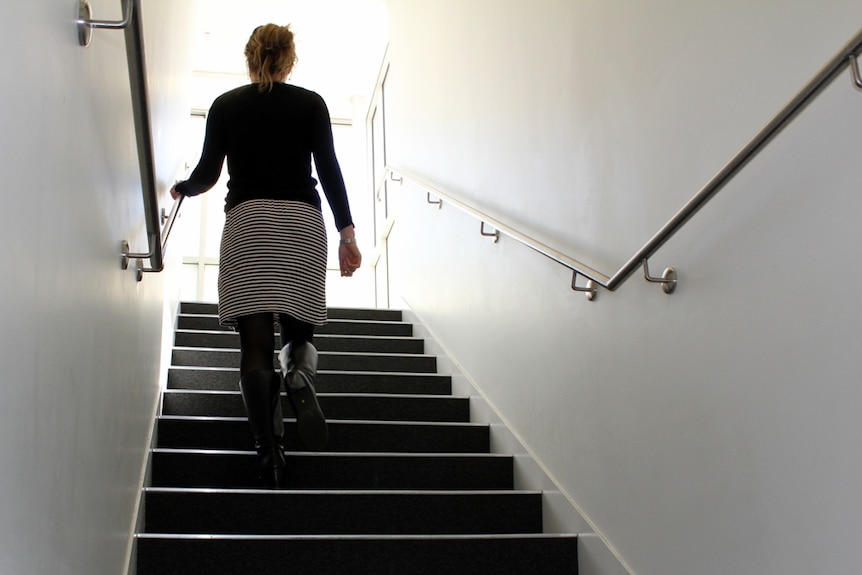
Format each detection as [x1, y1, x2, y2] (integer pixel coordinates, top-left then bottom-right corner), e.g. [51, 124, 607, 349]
[239, 370, 286, 488]
[279, 342, 328, 451]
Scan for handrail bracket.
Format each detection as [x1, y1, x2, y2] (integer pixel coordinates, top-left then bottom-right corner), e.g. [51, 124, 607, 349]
[120, 240, 131, 272]
[571, 271, 598, 301]
[121, 194, 184, 281]
[77, 0, 133, 48]
[426, 192, 442, 208]
[480, 221, 500, 243]
[77, 1, 92, 47]
[850, 54, 862, 91]
[120, 240, 144, 282]
[643, 259, 677, 294]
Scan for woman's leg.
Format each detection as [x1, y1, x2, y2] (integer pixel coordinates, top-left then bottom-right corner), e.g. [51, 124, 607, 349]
[278, 313, 315, 350]
[236, 313, 285, 487]
[278, 314, 327, 451]
[237, 312, 278, 377]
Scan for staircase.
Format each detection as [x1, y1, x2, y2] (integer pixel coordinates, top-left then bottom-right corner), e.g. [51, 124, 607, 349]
[135, 302, 578, 574]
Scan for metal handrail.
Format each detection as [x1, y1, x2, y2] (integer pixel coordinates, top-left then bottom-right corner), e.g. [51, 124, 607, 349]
[386, 166, 609, 280]
[77, 0, 183, 280]
[388, 26, 862, 300]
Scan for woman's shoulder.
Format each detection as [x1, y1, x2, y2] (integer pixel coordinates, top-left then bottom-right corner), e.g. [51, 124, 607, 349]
[218, 84, 258, 100]
[279, 83, 324, 101]
[209, 84, 256, 109]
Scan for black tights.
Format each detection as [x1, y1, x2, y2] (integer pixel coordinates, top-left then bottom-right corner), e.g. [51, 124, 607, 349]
[236, 313, 314, 377]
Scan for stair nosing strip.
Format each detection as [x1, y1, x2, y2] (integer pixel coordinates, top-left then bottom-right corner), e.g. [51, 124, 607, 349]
[156, 415, 485, 427]
[173, 347, 435, 359]
[178, 314, 407, 323]
[175, 330, 421, 341]
[168, 366, 447, 378]
[163, 389, 238, 396]
[136, 532, 576, 540]
[144, 487, 542, 495]
[153, 448, 509, 458]
[162, 390, 468, 400]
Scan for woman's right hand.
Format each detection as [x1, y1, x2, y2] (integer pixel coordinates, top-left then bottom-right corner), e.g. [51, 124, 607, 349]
[339, 241, 362, 277]
[338, 226, 362, 277]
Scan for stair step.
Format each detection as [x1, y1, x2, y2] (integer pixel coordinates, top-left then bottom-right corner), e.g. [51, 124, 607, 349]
[136, 534, 578, 575]
[171, 348, 437, 372]
[162, 390, 469, 422]
[144, 489, 543, 535]
[167, 367, 452, 394]
[156, 417, 490, 453]
[174, 330, 425, 354]
[180, 302, 404, 322]
[177, 314, 413, 336]
[151, 450, 514, 490]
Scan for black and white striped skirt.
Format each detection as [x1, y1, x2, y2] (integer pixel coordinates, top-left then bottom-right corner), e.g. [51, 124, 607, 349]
[217, 199, 328, 329]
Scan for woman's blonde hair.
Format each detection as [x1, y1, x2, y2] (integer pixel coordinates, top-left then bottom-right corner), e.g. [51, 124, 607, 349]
[245, 24, 297, 93]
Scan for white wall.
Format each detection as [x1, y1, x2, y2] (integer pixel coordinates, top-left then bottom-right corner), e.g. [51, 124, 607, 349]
[0, 1, 194, 573]
[386, 2, 862, 574]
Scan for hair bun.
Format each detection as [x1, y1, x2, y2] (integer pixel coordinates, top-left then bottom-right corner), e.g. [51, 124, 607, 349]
[244, 24, 297, 92]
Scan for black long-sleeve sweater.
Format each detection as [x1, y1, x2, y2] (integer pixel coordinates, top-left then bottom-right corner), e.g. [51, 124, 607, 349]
[176, 83, 354, 231]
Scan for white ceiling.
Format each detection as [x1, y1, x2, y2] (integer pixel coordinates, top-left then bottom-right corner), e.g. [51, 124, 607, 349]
[190, 0, 388, 116]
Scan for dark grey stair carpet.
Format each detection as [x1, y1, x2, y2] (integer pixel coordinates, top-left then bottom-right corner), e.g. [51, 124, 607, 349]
[167, 366, 453, 394]
[162, 390, 469, 421]
[150, 450, 515, 490]
[174, 330, 425, 354]
[137, 535, 577, 575]
[180, 301, 404, 322]
[144, 489, 543, 535]
[156, 417, 490, 453]
[171, 348, 438, 372]
[177, 314, 414, 336]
